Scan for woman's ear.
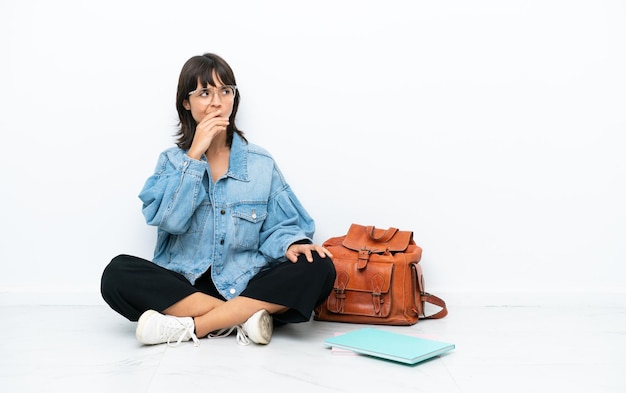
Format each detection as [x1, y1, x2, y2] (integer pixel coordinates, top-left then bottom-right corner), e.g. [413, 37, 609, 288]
[183, 99, 191, 110]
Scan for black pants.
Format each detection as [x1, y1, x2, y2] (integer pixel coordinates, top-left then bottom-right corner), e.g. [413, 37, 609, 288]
[100, 254, 336, 324]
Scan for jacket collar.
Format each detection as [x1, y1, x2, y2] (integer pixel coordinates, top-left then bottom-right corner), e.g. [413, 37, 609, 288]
[226, 133, 249, 182]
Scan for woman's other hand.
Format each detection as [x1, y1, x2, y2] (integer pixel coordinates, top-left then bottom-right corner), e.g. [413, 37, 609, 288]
[286, 243, 333, 263]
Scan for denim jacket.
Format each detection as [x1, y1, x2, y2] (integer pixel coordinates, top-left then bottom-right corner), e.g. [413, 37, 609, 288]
[139, 133, 315, 300]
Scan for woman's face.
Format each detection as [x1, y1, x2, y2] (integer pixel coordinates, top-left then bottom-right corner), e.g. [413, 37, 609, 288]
[183, 72, 235, 124]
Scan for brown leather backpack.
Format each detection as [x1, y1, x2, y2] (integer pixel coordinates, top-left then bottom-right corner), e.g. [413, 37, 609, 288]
[314, 224, 448, 325]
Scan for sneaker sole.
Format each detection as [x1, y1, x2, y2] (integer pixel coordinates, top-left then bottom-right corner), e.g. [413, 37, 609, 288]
[248, 310, 273, 344]
[135, 309, 159, 344]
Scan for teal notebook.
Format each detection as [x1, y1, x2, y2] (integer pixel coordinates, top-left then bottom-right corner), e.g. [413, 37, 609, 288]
[324, 327, 455, 365]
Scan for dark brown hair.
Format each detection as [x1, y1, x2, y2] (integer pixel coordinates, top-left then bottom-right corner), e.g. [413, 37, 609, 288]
[175, 53, 246, 149]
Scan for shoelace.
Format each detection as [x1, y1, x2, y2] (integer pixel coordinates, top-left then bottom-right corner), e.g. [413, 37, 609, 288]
[166, 321, 200, 347]
[208, 325, 250, 346]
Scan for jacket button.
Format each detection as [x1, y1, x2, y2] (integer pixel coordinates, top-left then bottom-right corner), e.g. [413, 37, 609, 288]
[229, 288, 236, 294]
[220, 239, 224, 245]
[220, 209, 226, 215]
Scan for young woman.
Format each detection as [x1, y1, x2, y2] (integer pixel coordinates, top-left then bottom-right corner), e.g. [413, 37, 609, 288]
[101, 53, 336, 347]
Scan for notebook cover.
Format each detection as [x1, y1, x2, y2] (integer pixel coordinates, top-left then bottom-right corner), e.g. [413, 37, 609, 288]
[324, 327, 455, 365]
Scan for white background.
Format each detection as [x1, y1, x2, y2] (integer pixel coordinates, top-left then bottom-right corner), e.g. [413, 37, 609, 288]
[1, 0, 624, 306]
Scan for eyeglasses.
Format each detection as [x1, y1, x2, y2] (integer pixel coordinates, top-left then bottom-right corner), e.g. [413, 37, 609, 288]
[188, 85, 237, 103]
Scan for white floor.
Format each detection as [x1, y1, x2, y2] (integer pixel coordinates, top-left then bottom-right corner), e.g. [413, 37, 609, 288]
[1, 303, 624, 393]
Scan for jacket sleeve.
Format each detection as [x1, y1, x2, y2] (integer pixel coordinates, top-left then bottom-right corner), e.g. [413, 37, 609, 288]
[138, 149, 209, 234]
[258, 165, 315, 261]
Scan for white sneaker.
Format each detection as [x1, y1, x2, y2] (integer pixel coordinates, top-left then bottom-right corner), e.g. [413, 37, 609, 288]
[208, 309, 273, 345]
[240, 309, 273, 345]
[135, 310, 200, 347]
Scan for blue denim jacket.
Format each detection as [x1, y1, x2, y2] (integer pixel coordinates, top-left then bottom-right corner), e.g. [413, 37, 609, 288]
[139, 134, 314, 300]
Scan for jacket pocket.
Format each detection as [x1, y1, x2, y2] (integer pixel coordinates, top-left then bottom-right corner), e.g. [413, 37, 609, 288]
[232, 205, 267, 249]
